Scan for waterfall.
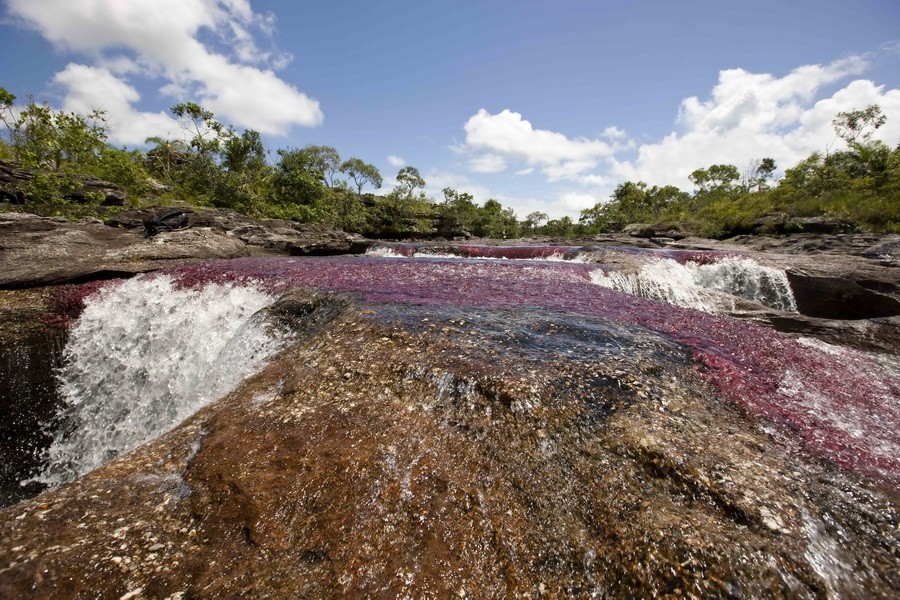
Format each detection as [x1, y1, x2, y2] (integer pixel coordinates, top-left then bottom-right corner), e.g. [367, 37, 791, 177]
[590, 257, 797, 313]
[33, 274, 286, 487]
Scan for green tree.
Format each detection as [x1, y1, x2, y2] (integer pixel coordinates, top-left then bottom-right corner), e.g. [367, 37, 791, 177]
[170, 102, 225, 157]
[341, 157, 382, 196]
[689, 164, 740, 194]
[395, 166, 425, 199]
[521, 211, 549, 235]
[542, 216, 575, 237]
[439, 187, 479, 236]
[144, 136, 190, 181]
[297, 145, 342, 187]
[476, 198, 520, 238]
[268, 147, 327, 219]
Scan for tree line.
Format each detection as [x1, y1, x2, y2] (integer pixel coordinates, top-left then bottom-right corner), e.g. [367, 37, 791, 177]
[577, 105, 899, 236]
[1, 85, 897, 237]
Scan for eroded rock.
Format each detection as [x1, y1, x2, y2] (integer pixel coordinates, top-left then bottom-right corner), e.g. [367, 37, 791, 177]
[0, 295, 897, 598]
[0, 210, 370, 289]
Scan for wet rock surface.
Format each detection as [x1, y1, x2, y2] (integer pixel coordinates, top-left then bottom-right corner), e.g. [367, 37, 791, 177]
[0, 288, 898, 598]
[0, 231, 899, 597]
[0, 289, 64, 506]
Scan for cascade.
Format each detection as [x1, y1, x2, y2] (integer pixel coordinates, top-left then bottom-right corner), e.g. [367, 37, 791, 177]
[22, 252, 893, 489]
[34, 274, 287, 487]
[590, 256, 797, 312]
[2, 247, 898, 596]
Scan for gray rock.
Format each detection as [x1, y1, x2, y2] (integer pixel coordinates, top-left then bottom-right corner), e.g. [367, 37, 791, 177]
[0, 209, 371, 289]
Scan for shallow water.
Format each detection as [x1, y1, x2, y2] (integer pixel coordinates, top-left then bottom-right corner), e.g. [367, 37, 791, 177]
[32, 250, 899, 492]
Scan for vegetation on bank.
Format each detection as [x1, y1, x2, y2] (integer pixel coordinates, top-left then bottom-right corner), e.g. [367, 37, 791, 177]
[1, 85, 898, 237]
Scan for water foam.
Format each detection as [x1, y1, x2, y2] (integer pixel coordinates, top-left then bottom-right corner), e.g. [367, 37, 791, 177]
[590, 257, 796, 313]
[34, 275, 284, 487]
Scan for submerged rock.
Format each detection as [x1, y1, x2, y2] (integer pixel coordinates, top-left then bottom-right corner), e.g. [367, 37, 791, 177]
[0, 261, 897, 597]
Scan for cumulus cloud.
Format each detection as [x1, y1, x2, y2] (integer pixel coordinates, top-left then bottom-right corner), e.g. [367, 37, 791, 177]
[387, 155, 406, 167]
[459, 54, 899, 217]
[617, 57, 900, 188]
[6, 0, 322, 145]
[468, 153, 507, 173]
[463, 109, 626, 180]
[53, 64, 179, 145]
[558, 192, 600, 212]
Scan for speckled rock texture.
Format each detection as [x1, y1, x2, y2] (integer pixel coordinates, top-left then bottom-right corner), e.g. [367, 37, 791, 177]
[0, 295, 897, 598]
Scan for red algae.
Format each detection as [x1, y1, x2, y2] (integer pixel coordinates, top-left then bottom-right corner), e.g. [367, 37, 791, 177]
[67, 255, 900, 490]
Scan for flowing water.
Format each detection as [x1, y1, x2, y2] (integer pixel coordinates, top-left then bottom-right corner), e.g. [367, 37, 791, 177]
[33, 275, 288, 487]
[12, 246, 899, 496]
[3, 245, 899, 596]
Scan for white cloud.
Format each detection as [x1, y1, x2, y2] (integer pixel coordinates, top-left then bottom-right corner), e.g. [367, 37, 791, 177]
[602, 126, 627, 139]
[53, 64, 179, 146]
[619, 57, 900, 188]
[463, 109, 626, 181]
[6, 0, 322, 144]
[468, 153, 507, 173]
[558, 192, 600, 212]
[455, 54, 900, 219]
[387, 155, 406, 167]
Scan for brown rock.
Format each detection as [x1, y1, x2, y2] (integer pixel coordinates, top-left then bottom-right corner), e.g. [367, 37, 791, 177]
[0, 209, 371, 289]
[0, 300, 896, 598]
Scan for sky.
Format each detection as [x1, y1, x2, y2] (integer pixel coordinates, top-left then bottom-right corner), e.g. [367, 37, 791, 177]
[1, 0, 899, 219]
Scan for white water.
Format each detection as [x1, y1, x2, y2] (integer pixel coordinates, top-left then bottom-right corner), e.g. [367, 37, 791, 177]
[590, 257, 797, 313]
[34, 275, 285, 487]
[364, 246, 589, 262]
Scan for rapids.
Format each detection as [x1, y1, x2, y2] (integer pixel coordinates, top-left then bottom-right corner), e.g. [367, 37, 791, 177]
[3, 244, 899, 598]
[34, 275, 288, 487]
[32, 247, 899, 491]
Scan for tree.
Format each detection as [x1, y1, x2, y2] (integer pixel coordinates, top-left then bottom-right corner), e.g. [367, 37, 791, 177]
[439, 187, 479, 235]
[340, 158, 382, 196]
[477, 198, 520, 238]
[742, 157, 777, 192]
[269, 147, 327, 220]
[689, 164, 740, 194]
[145, 136, 190, 180]
[0, 87, 16, 154]
[395, 166, 425, 199]
[222, 129, 266, 175]
[833, 104, 885, 147]
[297, 145, 342, 187]
[170, 102, 225, 157]
[542, 216, 575, 237]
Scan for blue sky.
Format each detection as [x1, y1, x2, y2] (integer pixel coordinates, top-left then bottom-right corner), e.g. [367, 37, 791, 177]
[1, 0, 899, 218]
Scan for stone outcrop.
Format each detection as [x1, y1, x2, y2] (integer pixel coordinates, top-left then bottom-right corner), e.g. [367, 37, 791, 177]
[1, 224, 899, 596]
[0, 209, 370, 289]
[0, 295, 897, 597]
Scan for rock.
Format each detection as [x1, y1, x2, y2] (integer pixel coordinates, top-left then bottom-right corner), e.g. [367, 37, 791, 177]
[0, 295, 896, 597]
[622, 223, 656, 238]
[786, 270, 900, 319]
[0, 210, 371, 289]
[0, 288, 63, 506]
[111, 207, 371, 256]
[0, 212, 251, 288]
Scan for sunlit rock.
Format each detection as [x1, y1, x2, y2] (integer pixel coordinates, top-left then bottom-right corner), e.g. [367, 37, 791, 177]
[0, 250, 897, 597]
